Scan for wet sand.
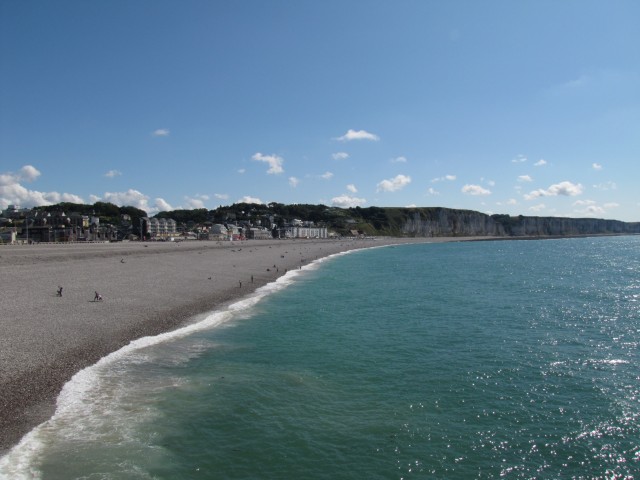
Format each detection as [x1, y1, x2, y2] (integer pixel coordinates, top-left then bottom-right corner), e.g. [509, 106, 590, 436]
[0, 237, 465, 453]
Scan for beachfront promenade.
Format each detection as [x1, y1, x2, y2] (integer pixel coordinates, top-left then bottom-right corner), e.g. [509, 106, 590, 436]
[0, 237, 445, 453]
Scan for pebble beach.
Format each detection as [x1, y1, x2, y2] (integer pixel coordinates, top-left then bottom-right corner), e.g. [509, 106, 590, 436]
[0, 237, 451, 453]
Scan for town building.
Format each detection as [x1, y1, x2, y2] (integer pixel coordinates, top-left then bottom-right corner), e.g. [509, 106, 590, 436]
[1, 205, 31, 219]
[246, 227, 273, 240]
[277, 223, 328, 239]
[143, 217, 178, 240]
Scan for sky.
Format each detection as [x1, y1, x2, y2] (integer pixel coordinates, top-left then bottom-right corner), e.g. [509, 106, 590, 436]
[1, 1, 639, 221]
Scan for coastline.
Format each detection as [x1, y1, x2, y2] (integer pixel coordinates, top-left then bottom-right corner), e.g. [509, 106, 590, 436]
[0, 236, 462, 454]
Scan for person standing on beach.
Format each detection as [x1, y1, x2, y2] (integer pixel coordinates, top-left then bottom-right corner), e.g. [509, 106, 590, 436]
[57, 286, 63, 297]
[94, 291, 102, 302]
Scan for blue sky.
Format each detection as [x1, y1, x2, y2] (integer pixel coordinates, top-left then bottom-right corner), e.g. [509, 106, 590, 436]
[1, 1, 639, 221]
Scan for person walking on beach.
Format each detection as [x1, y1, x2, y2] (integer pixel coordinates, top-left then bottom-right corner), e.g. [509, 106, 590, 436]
[94, 291, 102, 302]
[56, 286, 63, 297]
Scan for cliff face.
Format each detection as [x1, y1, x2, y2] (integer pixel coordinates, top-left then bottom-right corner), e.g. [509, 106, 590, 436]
[400, 208, 640, 237]
[402, 209, 503, 236]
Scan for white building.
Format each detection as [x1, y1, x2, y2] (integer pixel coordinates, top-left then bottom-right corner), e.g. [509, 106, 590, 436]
[279, 225, 328, 239]
[147, 218, 178, 239]
[2, 205, 31, 219]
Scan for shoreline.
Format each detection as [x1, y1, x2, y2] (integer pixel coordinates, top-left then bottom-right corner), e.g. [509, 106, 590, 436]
[1, 236, 463, 454]
[1, 233, 631, 454]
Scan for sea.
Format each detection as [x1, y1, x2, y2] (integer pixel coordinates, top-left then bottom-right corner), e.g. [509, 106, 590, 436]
[1, 236, 639, 479]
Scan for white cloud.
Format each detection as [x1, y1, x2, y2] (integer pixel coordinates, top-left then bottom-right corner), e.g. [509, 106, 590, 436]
[507, 198, 518, 205]
[346, 184, 358, 193]
[238, 168, 246, 174]
[185, 196, 207, 209]
[432, 174, 456, 183]
[104, 170, 122, 178]
[534, 159, 547, 167]
[320, 172, 334, 180]
[89, 194, 101, 203]
[572, 200, 619, 216]
[462, 184, 491, 196]
[331, 194, 366, 208]
[573, 201, 605, 215]
[0, 183, 41, 208]
[186, 199, 205, 209]
[238, 196, 262, 205]
[155, 198, 173, 211]
[377, 174, 411, 192]
[103, 189, 150, 211]
[214, 193, 229, 200]
[0, 174, 14, 187]
[427, 187, 440, 196]
[524, 181, 584, 200]
[289, 177, 300, 187]
[592, 163, 603, 170]
[152, 129, 170, 137]
[252, 153, 284, 174]
[335, 129, 380, 142]
[593, 181, 617, 191]
[0, 165, 41, 186]
[391, 156, 407, 163]
[512, 155, 527, 163]
[584, 205, 605, 215]
[573, 199, 596, 207]
[19, 165, 41, 182]
[332, 152, 349, 160]
[518, 175, 533, 182]
[62, 193, 85, 203]
[529, 203, 546, 212]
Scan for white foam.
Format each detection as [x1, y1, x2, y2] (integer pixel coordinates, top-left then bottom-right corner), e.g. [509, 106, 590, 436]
[596, 359, 629, 366]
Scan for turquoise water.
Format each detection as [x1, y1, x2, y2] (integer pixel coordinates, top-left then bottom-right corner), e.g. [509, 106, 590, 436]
[1, 237, 639, 479]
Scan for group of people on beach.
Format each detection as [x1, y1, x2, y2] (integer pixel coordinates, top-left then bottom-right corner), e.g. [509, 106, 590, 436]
[56, 286, 102, 301]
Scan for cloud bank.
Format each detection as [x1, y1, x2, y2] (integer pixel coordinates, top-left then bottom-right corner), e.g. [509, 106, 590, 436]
[0, 165, 85, 209]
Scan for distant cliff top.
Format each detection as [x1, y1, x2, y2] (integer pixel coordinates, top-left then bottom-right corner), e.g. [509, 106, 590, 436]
[20, 202, 640, 238]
